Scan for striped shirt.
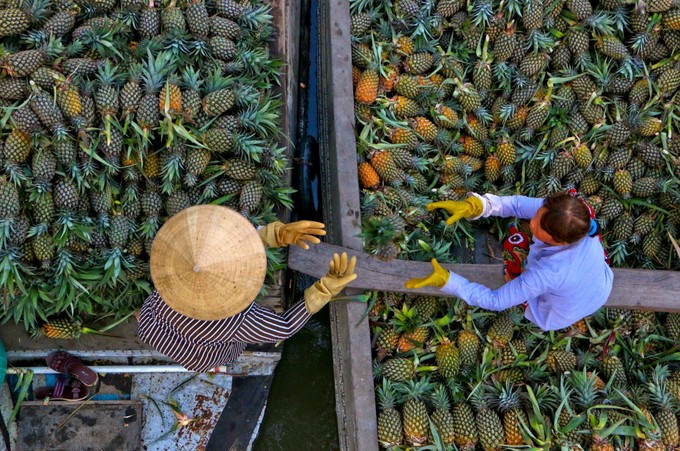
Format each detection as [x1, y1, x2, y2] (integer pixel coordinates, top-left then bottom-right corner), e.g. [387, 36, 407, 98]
[138, 291, 312, 372]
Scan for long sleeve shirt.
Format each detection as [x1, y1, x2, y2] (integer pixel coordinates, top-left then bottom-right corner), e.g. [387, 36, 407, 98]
[440, 194, 614, 331]
[138, 291, 312, 372]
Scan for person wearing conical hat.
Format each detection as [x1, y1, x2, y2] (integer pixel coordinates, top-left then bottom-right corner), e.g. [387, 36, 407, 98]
[138, 205, 357, 372]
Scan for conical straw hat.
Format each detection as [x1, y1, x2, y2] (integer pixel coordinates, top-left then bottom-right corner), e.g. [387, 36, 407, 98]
[150, 205, 267, 320]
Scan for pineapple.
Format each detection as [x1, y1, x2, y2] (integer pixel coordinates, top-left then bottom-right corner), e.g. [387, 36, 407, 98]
[471, 388, 505, 451]
[161, 0, 186, 33]
[492, 382, 527, 446]
[376, 379, 403, 448]
[29, 82, 67, 137]
[435, 337, 460, 379]
[4, 128, 31, 164]
[426, 384, 455, 445]
[138, 0, 160, 38]
[546, 350, 577, 373]
[239, 180, 263, 214]
[382, 357, 414, 382]
[452, 401, 478, 450]
[375, 327, 399, 354]
[2, 36, 62, 77]
[648, 366, 679, 448]
[184, 0, 209, 36]
[370, 150, 402, 184]
[121, 62, 143, 120]
[358, 161, 380, 189]
[496, 137, 515, 166]
[601, 355, 627, 387]
[159, 75, 182, 117]
[33, 317, 84, 339]
[455, 329, 479, 367]
[95, 60, 122, 143]
[399, 378, 432, 447]
[487, 314, 513, 348]
[137, 51, 170, 139]
[0, 177, 20, 219]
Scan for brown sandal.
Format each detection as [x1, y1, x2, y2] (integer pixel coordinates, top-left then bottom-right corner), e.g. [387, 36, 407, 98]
[34, 376, 90, 402]
[46, 351, 99, 386]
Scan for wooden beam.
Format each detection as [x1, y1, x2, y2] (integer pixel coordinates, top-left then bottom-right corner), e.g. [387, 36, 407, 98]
[289, 242, 680, 312]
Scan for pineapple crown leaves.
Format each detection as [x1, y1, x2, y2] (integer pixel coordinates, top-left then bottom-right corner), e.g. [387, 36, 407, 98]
[238, 4, 273, 31]
[96, 59, 125, 88]
[428, 383, 451, 411]
[396, 376, 434, 402]
[237, 97, 282, 138]
[141, 49, 174, 93]
[647, 364, 677, 410]
[389, 303, 421, 334]
[180, 65, 203, 91]
[376, 378, 403, 410]
[359, 214, 401, 249]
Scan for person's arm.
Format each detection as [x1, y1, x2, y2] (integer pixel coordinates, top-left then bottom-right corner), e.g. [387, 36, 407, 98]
[471, 193, 544, 220]
[231, 302, 312, 343]
[440, 265, 553, 311]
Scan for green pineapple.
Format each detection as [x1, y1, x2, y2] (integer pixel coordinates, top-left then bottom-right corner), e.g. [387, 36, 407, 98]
[632, 177, 662, 198]
[161, 0, 186, 32]
[121, 63, 143, 120]
[29, 82, 67, 137]
[210, 36, 237, 61]
[551, 151, 574, 179]
[211, 15, 240, 40]
[137, 51, 171, 138]
[53, 178, 79, 211]
[452, 400, 478, 450]
[487, 314, 513, 348]
[666, 313, 680, 342]
[455, 82, 481, 113]
[611, 211, 634, 242]
[519, 52, 549, 77]
[429, 384, 455, 446]
[648, 366, 679, 449]
[41, 6, 78, 36]
[376, 327, 399, 354]
[2, 36, 62, 77]
[239, 180, 263, 214]
[376, 379, 403, 448]
[109, 214, 130, 249]
[95, 60, 123, 143]
[436, 0, 464, 18]
[216, 0, 241, 20]
[601, 355, 627, 387]
[32, 233, 54, 267]
[631, 213, 656, 244]
[399, 378, 432, 447]
[404, 52, 433, 74]
[166, 189, 191, 217]
[546, 350, 577, 373]
[138, 0, 160, 38]
[579, 171, 601, 195]
[183, 148, 211, 187]
[0, 177, 19, 219]
[382, 357, 414, 382]
[471, 387, 505, 451]
[222, 159, 257, 181]
[435, 337, 460, 379]
[202, 74, 236, 116]
[566, 0, 592, 20]
[186, 0, 210, 36]
[4, 128, 31, 164]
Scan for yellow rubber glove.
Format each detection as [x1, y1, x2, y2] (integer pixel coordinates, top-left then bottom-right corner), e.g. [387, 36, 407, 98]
[304, 252, 358, 314]
[427, 196, 484, 225]
[259, 220, 326, 249]
[404, 258, 450, 289]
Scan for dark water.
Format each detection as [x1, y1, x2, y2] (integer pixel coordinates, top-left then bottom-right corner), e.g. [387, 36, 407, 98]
[252, 0, 339, 448]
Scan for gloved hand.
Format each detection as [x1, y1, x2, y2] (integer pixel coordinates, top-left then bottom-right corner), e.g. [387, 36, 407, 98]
[427, 196, 484, 225]
[404, 258, 450, 289]
[259, 220, 326, 249]
[304, 252, 358, 314]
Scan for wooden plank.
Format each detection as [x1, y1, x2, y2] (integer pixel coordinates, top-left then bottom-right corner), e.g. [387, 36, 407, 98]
[317, 0, 379, 448]
[17, 401, 141, 451]
[289, 242, 680, 312]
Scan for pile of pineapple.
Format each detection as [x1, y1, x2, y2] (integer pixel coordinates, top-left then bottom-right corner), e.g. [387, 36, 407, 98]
[0, 0, 290, 328]
[371, 291, 680, 450]
[351, 0, 680, 268]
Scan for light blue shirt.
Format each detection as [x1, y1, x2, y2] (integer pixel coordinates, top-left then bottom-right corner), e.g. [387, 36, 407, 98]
[440, 194, 614, 331]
